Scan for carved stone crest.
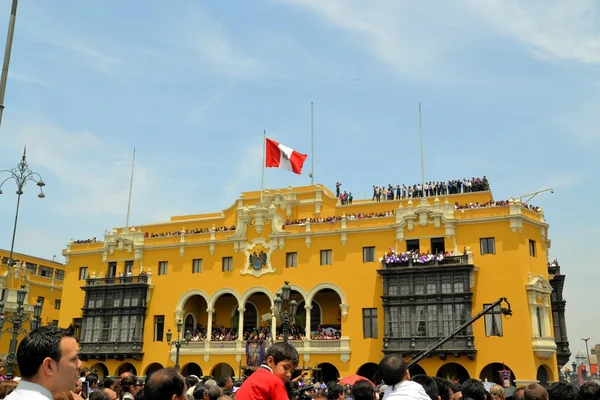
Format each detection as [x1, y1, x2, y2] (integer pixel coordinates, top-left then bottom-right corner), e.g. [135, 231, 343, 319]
[242, 239, 276, 277]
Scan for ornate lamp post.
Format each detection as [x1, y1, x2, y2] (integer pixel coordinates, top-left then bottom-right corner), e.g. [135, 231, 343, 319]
[0, 285, 43, 379]
[0, 148, 46, 287]
[274, 281, 298, 344]
[166, 319, 191, 371]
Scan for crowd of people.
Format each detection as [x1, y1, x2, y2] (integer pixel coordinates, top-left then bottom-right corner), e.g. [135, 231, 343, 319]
[1, 325, 597, 400]
[454, 200, 542, 213]
[368, 176, 490, 201]
[381, 249, 457, 265]
[183, 324, 341, 343]
[72, 237, 98, 244]
[144, 226, 236, 238]
[283, 211, 394, 228]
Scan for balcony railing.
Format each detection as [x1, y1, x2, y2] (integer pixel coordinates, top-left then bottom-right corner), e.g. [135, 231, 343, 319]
[383, 336, 475, 355]
[175, 338, 351, 361]
[79, 341, 144, 359]
[85, 275, 149, 286]
[382, 254, 469, 269]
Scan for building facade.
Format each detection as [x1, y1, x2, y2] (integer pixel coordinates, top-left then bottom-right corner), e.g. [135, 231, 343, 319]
[0, 249, 65, 362]
[59, 184, 564, 385]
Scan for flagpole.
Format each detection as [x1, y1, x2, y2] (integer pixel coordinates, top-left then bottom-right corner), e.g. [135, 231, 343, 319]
[126, 147, 136, 227]
[419, 102, 425, 197]
[310, 101, 314, 185]
[261, 130, 266, 203]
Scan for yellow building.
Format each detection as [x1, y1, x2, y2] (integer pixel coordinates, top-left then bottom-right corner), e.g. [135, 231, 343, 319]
[59, 184, 566, 386]
[0, 249, 65, 364]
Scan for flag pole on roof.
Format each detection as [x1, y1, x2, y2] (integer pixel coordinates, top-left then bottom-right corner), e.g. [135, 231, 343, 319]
[310, 101, 314, 185]
[261, 129, 266, 204]
[419, 102, 425, 196]
[125, 147, 136, 227]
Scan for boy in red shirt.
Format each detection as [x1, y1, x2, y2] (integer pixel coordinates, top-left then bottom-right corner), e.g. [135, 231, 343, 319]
[236, 342, 299, 400]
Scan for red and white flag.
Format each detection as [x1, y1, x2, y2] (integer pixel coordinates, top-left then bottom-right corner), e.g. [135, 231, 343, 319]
[265, 138, 307, 175]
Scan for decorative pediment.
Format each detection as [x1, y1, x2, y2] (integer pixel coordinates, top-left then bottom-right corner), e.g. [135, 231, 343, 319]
[526, 273, 553, 294]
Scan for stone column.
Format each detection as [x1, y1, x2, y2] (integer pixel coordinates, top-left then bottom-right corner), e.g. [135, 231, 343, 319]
[206, 308, 214, 341]
[304, 303, 312, 339]
[238, 307, 245, 340]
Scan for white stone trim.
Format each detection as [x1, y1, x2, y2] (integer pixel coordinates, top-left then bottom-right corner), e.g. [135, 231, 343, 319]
[307, 283, 347, 306]
[207, 288, 242, 310]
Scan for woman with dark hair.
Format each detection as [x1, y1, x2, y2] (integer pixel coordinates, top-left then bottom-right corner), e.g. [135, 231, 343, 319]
[120, 376, 142, 400]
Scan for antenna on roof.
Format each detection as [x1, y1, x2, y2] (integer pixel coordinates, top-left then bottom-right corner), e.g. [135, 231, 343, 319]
[419, 103, 425, 195]
[125, 147, 136, 227]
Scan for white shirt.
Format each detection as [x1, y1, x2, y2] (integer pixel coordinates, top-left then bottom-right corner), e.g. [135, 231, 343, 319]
[5, 380, 53, 400]
[383, 380, 431, 400]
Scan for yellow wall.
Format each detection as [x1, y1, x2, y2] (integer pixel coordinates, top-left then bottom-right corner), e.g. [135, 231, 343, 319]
[59, 185, 557, 383]
[0, 249, 64, 365]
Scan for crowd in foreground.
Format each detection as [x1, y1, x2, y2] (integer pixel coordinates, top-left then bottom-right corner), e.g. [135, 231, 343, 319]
[1, 325, 598, 400]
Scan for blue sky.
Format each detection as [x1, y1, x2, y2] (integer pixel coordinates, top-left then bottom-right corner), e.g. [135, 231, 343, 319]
[0, 0, 598, 365]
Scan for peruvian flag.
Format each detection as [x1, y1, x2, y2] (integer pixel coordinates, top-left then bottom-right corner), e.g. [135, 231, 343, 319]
[265, 138, 307, 175]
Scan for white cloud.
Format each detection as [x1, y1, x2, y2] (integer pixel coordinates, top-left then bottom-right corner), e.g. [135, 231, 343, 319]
[465, 0, 600, 65]
[224, 143, 264, 202]
[0, 118, 168, 222]
[271, 0, 480, 83]
[171, 6, 270, 80]
[274, 0, 600, 83]
[9, 71, 50, 87]
[41, 37, 123, 77]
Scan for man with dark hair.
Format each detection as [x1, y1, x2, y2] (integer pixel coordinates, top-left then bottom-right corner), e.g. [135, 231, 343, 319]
[412, 375, 440, 400]
[326, 382, 344, 400]
[7, 326, 81, 400]
[580, 382, 600, 400]
[216, 377, 232, 396]
[547, 382, 579, 400]
[449, 383, 462, 400]
[352, 380, 375, 400]
[461, 379, 486, 400]
[433, 377, 453, 400]
[524, 383, 548, 400]
[192, 385, 207, 400]
[144, 368, 186, 400]
[377, 355, 430, 400]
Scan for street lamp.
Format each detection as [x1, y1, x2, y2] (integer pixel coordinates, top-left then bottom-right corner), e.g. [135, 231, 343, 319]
[274, 281, 298, 344]
[0, 147, 46, 287]
[0, 285, 43, 379]
[166, 319, 191, 371]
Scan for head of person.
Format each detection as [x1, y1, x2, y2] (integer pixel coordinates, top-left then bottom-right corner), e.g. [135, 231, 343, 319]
[207, 386, 222, 400]
[264, 342, 299, 382]
[103, 377, 120, 393]
[580, 382, 600, 400]
[490, 385, 505, 400]
[17, 325, 81, 393]
[121, 375, 143, 397]
[378, 354, 408, 387]
[434, 377, 453, 400]
[352, 380, 375, 400]
[192, 385, 207, 400]
[524, 383, 548, 400]
[547, 382, 579, 400]
[216, 376, 232, 390]
[144, 368, 186, 400]
[461, 379, 486, 400]
[513, 388, 525, 400]
[326, 382, 344, 400]
[89, 388, 118, 400]
[412, 375, 440, 400]
[86, 373, 99, 390]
